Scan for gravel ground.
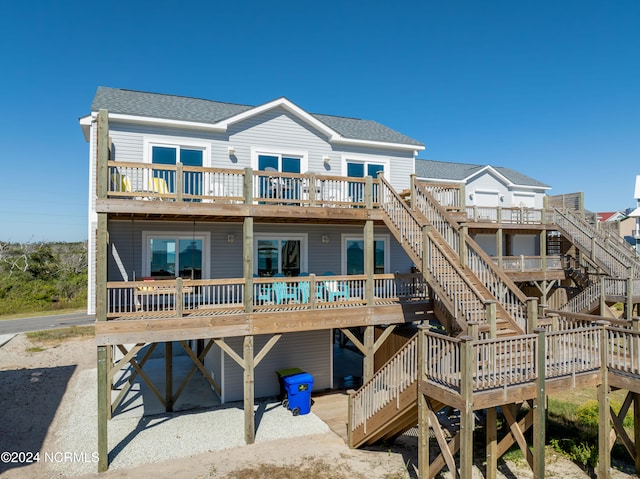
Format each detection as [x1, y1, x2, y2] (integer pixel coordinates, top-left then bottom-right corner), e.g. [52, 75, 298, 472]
[47, 368, 329, 476]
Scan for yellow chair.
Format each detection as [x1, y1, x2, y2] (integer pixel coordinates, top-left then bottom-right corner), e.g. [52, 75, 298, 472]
[110, 173, 132, 193]
[152, 177, 170, 196]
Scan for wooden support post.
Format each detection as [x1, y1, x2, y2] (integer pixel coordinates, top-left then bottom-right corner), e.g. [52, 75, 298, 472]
[540, 229, 547, 271]
[175, 162, 183, 202]
[175, 277, 183, 318]
[410, 174, 417, 212]
[244, 336, 255, 445]
[459, 224, 467, 268]
[308, 172, 317, 207]
[97, 110, 109, 199]
[364, 220, 374, 305]
[365, 176, 373, 209]
[417, 328, 429, 479]
[460, 335, 474, 479]
[486, 407, 497, 479]
[97, 346, 108, 472]
[244, 217, 254, 313]
[634, 393, 640, 474]
[459, 183, 466, 210]
[95, 117, 109, 473]
[106, 345, 113, 420]
[362, 326, 375, 382]
[485, 301, 497, 339]
[627, 266, 633, 320]
[421, 225, 431, 278]
[243, 167, 253, 204]
[533, 327, 546, 479]
[527, 297, 539, 334]
[165, 341, 173, 412]
[597, 320, 611, 479]
[496, 228, 503, 268]
[600, 274, 606, 316]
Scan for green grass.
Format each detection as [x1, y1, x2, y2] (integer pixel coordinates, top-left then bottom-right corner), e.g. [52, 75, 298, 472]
[25, 326, 94, 343]
[223, 460, 368, 479]
[25, 346, 45, 353]
[0, 308, 86, 321]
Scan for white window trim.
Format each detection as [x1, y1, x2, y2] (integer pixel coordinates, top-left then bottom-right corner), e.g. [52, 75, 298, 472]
[141, 231, 211, 278]
[341, 154, 390, 178]
[143, 136, 211, 166]
[250, 147, 308, 172]
[340, 234, 390, 275]
[253, 233, 308, 275]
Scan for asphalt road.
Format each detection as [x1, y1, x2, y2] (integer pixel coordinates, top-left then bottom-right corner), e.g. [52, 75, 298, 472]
[0, 312, 95, 335]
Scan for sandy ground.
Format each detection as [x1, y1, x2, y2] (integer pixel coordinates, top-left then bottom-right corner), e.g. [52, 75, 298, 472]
[0, 333, 636, 479]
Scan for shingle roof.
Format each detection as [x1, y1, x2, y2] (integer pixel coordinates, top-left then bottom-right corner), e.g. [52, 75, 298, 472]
[415, 159, 550, 188]
[91, 87, 424, 147]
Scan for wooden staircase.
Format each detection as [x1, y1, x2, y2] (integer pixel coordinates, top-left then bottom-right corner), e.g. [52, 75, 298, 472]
[553, 208, 640, 279]
[376, 176, 526, 337]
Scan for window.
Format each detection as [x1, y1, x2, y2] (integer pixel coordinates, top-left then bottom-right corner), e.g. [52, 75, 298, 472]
[143, 232, 210, 279]
[255, 234, 307, 277]
[346, 159, 386, 202]
[256, 153, 304, 202]
[342, 235, 389, 274]
[144, 138, 210, 199]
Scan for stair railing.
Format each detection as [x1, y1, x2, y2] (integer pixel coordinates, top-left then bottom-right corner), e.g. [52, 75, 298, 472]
[553, 208, 640, 278]
[414, 180, 529, 330]
[349, 334, 418, 439]
[378, 175, 488, 327]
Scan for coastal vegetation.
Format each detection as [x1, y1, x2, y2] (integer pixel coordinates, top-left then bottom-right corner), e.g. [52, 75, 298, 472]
[0, 241, 87, 316]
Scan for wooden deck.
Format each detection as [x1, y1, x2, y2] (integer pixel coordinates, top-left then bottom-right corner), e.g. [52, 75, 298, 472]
[311, 392, 350, 443]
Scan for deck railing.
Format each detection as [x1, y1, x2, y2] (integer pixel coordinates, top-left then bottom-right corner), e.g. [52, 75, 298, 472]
[546, 326, 601, 378]
[464, 206, 546, 225]
[607, 326, 640, 376]
[420, 182, 462, 210]
[498, 255, 562, 272]
[106, 161, 378, 207]
[106, 273, 427, 319]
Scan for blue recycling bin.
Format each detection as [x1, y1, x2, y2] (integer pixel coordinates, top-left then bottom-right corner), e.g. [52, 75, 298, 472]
[282, 372, 314, 416]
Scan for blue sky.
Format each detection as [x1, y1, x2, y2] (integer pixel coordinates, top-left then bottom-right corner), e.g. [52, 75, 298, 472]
[1, 0, 638, 242]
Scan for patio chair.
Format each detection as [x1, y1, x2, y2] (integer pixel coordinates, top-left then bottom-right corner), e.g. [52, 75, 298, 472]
[321, 272, 349, 302]
[253, 274, 272, 304]
[109, 172, 132, 194]
[272, 273, 298, 304]
[297, 272, 310, 303]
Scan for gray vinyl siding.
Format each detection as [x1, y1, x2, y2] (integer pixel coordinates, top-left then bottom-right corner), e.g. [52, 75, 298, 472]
[218, 330, 332, 403]
[106, 110, 413, 191]
[203, 346, 224, 400]
[106, 221, 414, 281]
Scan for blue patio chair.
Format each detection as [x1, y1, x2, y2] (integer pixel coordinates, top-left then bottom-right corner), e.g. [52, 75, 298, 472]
[322, 272, 349, 302]
[253, 274, 272, 304]
[297, 272, 310, 303]
[273, 273, 298, 304]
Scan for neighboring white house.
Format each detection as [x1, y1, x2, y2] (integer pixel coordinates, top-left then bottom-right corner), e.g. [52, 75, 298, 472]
[415, 159, 550, 209]
[415, 158, 551, 257]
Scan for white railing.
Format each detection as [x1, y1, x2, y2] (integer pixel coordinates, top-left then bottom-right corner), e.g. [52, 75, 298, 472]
[559, 282, 601, 313]
[465, 206, 545, 225]
[499, 256, 563, 272]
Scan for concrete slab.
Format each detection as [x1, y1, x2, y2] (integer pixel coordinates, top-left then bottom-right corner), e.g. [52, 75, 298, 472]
[0, 334, 16, 348]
